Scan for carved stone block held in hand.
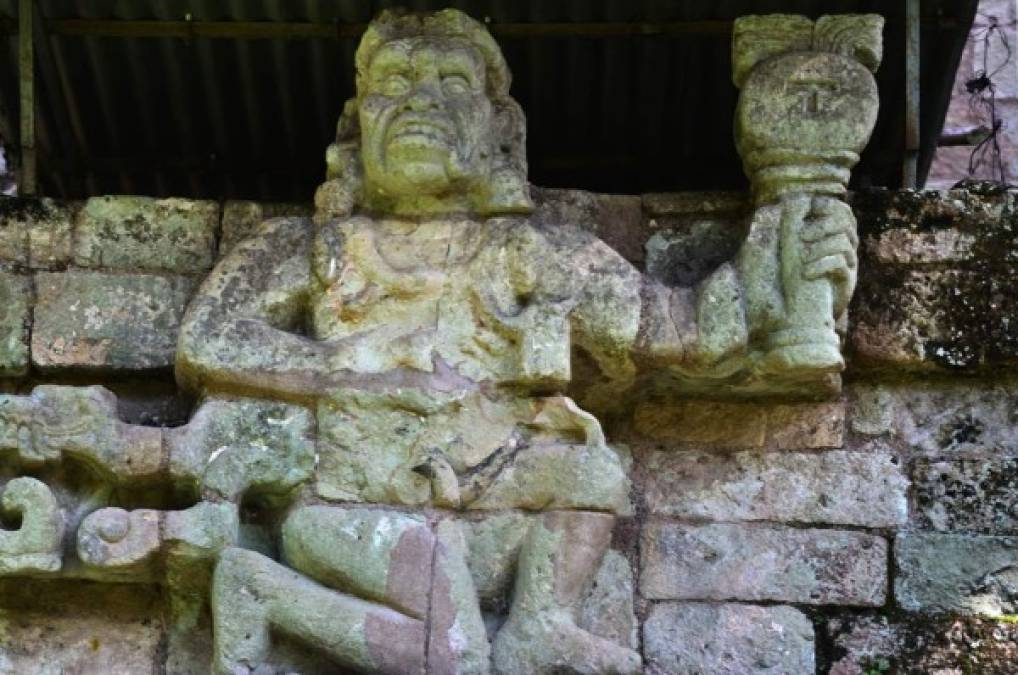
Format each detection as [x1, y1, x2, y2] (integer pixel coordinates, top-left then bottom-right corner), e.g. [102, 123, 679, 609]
[733, 14, 882, 375]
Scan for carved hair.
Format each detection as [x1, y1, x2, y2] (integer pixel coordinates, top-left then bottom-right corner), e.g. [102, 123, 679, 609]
[315, 9, 532, 220]
[732, 14, 883, 88]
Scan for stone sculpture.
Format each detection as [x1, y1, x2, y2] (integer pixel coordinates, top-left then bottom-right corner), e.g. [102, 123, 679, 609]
[733, 14, 882, 374]
[0, 9, 878, 674]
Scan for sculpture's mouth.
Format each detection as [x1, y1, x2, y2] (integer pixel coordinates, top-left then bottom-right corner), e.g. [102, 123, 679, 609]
[388, 115, 455, 149]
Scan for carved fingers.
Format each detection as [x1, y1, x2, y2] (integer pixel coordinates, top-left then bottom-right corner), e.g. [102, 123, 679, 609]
[798, 196, 859, 315]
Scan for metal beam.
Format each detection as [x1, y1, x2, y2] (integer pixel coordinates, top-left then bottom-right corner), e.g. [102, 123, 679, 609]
[903, 0, 921, 189]
[0, 17, 961, 41]
[35, 19, 736, 40]
[18, 0, 35, 195]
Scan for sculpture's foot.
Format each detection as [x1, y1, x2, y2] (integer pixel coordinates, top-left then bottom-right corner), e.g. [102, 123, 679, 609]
[761, 342, 844, 375]
[492, 610, 641, 675]
[760, 327, 844, 376]
[212, 548, 272, 675]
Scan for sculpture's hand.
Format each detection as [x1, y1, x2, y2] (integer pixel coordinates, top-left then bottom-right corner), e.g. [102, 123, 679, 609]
[385, 459, 433, 507]
[412, 453, 461, 509]
[798, 196, 858, 317]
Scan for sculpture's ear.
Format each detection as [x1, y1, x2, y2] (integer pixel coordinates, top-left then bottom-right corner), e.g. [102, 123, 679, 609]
[315, 98, 363, 223]
[813, 15, 884, 73]
[732, 14, 814, 88]
[483, 98, 533, 215]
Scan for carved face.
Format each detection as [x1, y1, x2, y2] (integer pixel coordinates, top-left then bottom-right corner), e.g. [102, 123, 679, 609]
[736, 52, 879, 158]
[359, 37, 493, 199]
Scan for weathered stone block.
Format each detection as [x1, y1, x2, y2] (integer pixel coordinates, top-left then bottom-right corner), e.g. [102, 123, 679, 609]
[851, 268, 1018, 370]
[642, 449, 907, 527]
[0, 579, 163, 674]
[219, 201, 311, 257]
[850, 189, 1018, 372]
[0, 273, 29, 377]
[828, 612, 1018, 675]
[644, 602, 815, 675]
[914, 458, 1018, 533]
[895, 533, 1018, 615]
[532, 187, 645, 264]
[578, 550, 638, 651]
[849, 383, 1018, 455]
[641, 192, 748, 287]
[0, 196, 73, 268]
[641, 522, 887, 606]
[868, 227, 976, 265]
[74, 195, 219, 274]
[32, 271, 194, 371]
[633, 399, 844, 450]
[166, 397, 315, 500]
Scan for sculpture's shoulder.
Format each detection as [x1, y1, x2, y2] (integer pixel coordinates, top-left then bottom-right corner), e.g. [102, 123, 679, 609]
[237, 216, 316, 262]
[479, 215, 616, 268]
[191, 216, 316, 313]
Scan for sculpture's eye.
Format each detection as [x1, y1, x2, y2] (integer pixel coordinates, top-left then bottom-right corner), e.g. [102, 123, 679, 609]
[441, 74, 472, 96]
[378, 74, 411, 97]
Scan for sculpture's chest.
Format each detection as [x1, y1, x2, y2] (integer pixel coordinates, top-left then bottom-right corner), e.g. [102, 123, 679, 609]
[309, 220, 510, 375]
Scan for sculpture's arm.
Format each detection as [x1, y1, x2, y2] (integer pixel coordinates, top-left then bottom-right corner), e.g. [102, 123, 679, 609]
[176, 217, 331, 403]
[636, 195, 858, 377]
[559, 223, 748, 382]
[564, 197, 857, 385]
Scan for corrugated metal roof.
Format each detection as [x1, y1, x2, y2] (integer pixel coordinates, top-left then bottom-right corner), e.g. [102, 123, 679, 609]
[0, 0, 978, 200]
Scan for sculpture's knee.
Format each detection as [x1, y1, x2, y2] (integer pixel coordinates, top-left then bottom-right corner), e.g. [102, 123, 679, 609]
[281, 505, 433, 618]
[470, 443, 630, 513]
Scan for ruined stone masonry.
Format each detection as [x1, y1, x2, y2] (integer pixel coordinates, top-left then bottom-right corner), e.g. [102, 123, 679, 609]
[0, 7, 1016, 675]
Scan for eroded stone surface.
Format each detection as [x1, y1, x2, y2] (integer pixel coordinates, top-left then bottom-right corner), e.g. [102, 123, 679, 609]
[642, 449, 907, 527]
[0, 273, 29, 377]
[74, 195, 219, 274]
[914, 458, 1018, 533]
[165, 397, 315, 501]
[849, 383, 1018, 455]
[895, 533, 1018, 616]
[0, 579, 163, 675]
[0, 385, 164, 482]
[32, 271, 194, 371]
[850, 189, 1018, 372]
[633, 399, 845, 449]
[641, 522, 887, 606]
[0, 196, 73, 268]
[220, 200, 312, 257]
[0, 477, 64, 575]
[828, 612, 1018, 675]
[644, 602, 815, 675]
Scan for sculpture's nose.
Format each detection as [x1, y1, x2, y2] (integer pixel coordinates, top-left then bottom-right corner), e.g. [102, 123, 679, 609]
[808, 90, 821, 114]
[404, 80, 442, 113]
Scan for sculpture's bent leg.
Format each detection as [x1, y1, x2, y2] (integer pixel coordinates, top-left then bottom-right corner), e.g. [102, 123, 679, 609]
[269, 505, 488, 674]
[469, 442, 639, 674]
[492, 511, 641, 675]
[212, 546, 426, 675]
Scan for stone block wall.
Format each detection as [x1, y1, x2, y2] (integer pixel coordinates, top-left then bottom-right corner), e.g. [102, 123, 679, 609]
[0, 187, 1016, 673]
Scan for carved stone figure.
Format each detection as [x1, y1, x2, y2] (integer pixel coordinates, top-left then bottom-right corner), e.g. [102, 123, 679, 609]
[733, 14, 882, 374]
[0, 9, 878, 675]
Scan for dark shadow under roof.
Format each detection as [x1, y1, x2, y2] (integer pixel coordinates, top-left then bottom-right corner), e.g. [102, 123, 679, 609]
[0, 0, 978, 201]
